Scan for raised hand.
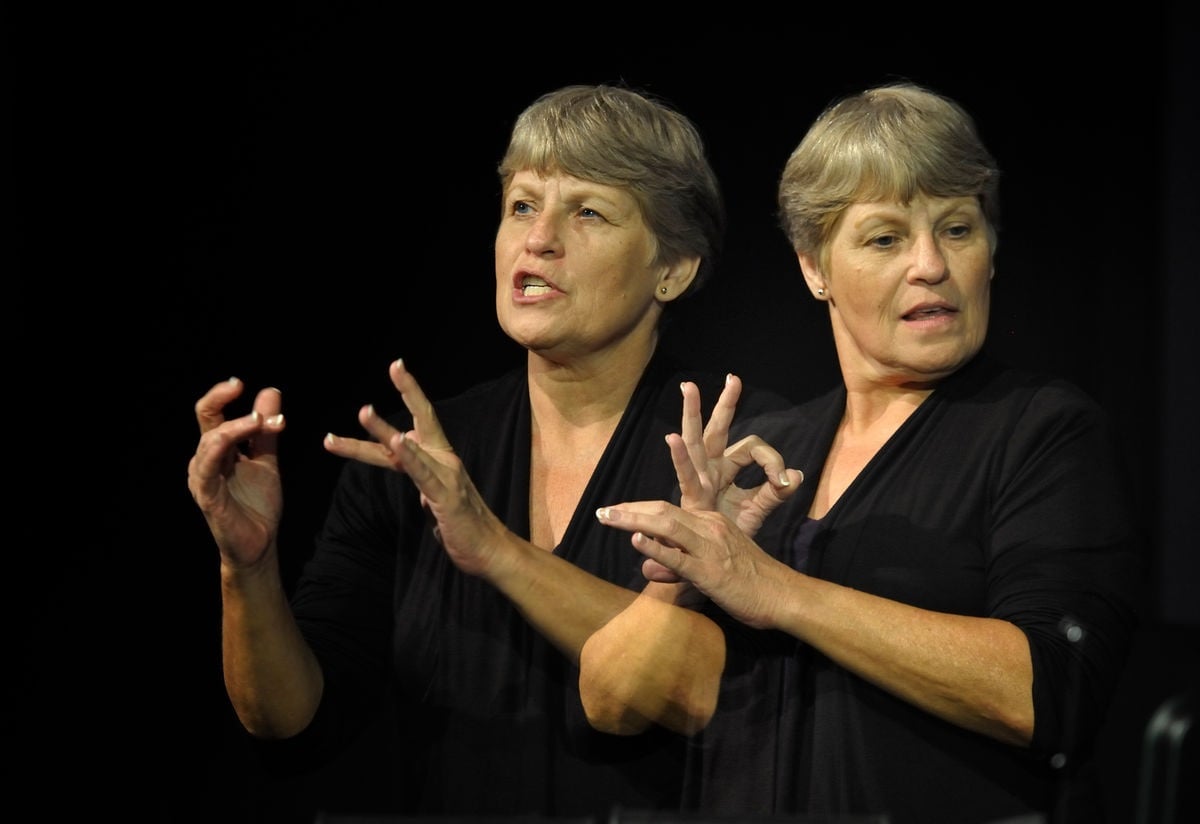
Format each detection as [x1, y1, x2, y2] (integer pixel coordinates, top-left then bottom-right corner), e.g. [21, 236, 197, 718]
[187, 378, 286, 569]
[323, 359, 507, 578]
[672, 375, 802, 536]
[597, 501, 790, 631]
[640, 376, 802, 586]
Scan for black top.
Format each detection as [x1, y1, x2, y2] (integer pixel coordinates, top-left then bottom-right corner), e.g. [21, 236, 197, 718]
[260, 351, 792, 818]
[696, 353, 1145, 824]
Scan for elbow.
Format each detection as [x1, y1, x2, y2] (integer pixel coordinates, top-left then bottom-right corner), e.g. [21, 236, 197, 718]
[992, 704, 1036, 748]
[580, 672, 719, 737]
[580, 685, 654, 736]
[578, 624, 726, 737]
[577, 596, 727, 736]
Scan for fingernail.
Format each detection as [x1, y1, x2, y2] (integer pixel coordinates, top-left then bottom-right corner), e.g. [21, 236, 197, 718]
[266, 414, 284, 426]
[595, 507, 612, 522]
[778, 472, 791, 486]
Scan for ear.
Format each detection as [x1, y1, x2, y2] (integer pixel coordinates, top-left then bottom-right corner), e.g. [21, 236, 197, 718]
[797, 251, 828, 300]
[655, 256, 701, 302]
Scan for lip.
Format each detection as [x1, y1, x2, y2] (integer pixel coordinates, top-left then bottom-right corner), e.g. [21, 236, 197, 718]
[901, 301, 957, 321]
[511, 269, 563, 304]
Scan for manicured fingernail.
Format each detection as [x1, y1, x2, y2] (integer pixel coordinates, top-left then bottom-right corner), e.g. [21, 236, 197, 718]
[266, 414, 284, 426]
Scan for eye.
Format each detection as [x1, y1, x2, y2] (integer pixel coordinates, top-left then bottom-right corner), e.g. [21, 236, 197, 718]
[512, 200, 533, 216]
[578, 206, 602, 220]
[869, 233, 898, 249]
[945, 223, 971, 240]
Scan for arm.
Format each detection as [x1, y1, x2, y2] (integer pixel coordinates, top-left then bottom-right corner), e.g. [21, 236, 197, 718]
[322, 360, 657, 662]
[187, 378, 324, 738]
[593, 381, 1143, 750]
[323, 363, 794, 735]
[579, 379, 804, 735]
[595, 504, 1035, 747]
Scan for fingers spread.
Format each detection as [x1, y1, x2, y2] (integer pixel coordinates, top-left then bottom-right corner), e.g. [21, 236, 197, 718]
[324, 432, 399, 470]
[357, 404, 402, 449]
[393, 432, 450, 501]
[703, 373, 741, 456]
[391, 359, 453, 451]
[667, 433, 709, 508]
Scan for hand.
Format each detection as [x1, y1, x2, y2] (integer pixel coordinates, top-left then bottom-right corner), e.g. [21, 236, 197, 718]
[323, 359, 507, 578]
[596, 502, 788, 630]
[187, 378, 286, 569]
[673, 375, 803, 535]
[643, 376, 802, 585]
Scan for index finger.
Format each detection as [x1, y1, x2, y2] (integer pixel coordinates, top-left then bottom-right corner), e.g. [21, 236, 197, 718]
[195, 377, 244, 434]
[723, 435, 798, 490]
[389, 359, 451, 450]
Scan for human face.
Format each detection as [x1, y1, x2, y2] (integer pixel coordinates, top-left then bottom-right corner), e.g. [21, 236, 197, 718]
[495, 170, 665, 362]
[812, 194, 994, 387]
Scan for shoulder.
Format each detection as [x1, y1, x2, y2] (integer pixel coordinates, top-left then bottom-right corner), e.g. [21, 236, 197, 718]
[941, 355, 1111, 432]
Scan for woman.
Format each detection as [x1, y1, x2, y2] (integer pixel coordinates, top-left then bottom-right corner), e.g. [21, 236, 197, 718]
[187, 84, 792, 818]
[588, 83, 1145, 824]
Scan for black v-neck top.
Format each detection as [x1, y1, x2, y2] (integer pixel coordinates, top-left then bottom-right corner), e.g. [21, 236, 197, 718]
[695, 352, 1145, 824]
[263, 350, 792, 817]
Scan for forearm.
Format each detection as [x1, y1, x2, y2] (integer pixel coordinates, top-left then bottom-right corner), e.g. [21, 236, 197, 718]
[220, 551, 324, 739]
[484, 538, 725, 735]
[484, 533, 642, 661]
[772, 568, 1034, 746]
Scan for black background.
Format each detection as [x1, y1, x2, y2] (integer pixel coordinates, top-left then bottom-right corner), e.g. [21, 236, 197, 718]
[12, 4, 1199, 823]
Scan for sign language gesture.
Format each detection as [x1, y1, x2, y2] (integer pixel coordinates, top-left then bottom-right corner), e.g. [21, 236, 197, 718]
[323, 358, 507, 578]
[637, 376, 803, 588]
[188, 378, 286, 570]
[672, 375, 802, 534]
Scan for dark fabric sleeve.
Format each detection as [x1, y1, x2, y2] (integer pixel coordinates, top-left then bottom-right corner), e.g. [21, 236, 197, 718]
[254, 449, 421, 768]
[986, 380, 1145, 757]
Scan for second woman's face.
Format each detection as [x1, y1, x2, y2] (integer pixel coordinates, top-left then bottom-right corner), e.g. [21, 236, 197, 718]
[494, 170, 663, 359]
[821, 194, 994, 387]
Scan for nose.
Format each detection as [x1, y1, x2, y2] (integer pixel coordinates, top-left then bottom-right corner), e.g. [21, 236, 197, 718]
[525, 211, 563, 257]
[908, 232, 949, 284]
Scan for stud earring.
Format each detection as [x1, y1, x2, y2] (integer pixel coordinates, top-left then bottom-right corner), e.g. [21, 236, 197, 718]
[817, 288, 826, 297]
[659, 286, 668, 295]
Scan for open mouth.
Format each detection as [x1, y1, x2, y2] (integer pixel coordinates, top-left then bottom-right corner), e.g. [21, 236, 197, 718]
[903, 305, 954, 320]
[519, 275, 555, 296]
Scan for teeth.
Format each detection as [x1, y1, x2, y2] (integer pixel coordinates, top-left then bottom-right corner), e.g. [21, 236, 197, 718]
[523, 285, 552, 296]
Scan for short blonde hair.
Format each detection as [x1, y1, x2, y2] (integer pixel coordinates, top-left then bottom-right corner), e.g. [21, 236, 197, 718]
[499, 84, 724, 298]
[778, 82, 1000, 267]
